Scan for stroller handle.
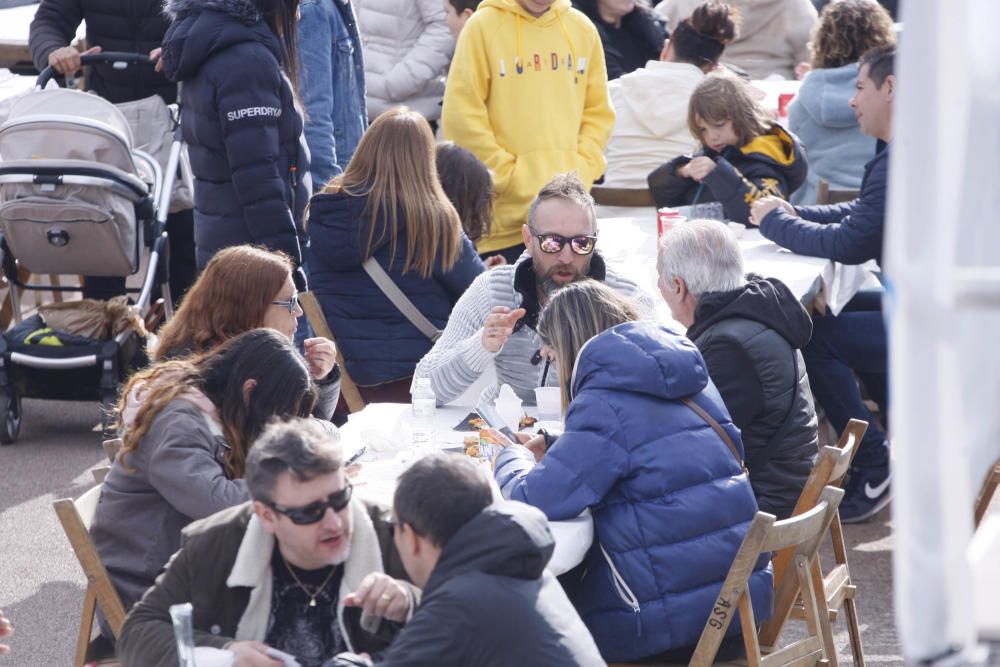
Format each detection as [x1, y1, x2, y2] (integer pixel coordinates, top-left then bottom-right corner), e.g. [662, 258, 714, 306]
[35, 52, 155, 90]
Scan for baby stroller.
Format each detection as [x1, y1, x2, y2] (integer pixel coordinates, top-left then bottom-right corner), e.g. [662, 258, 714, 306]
[0, 52, 179, 443]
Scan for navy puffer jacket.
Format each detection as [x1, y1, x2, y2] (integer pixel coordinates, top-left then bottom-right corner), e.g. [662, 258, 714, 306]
[308, 191, 485, 386]
[495, 321, 773, 662]
[161, 0, 310, 281]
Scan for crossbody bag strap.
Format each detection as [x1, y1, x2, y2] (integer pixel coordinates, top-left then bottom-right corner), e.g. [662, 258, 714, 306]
[362, 257, 442, 342]
[681, 396, 748, 473]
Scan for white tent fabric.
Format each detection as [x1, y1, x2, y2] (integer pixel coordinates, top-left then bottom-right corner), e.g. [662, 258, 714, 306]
[886, 0, 1000, 661]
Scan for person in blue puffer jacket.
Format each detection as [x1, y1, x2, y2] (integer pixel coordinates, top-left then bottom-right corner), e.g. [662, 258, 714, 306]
[494, 280, 772, 663]
[161, 0, 311, 288]
[308, 107, 485, 404]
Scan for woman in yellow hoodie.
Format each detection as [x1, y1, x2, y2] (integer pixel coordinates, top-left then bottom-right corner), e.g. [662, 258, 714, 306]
[442, 0, 615, 262]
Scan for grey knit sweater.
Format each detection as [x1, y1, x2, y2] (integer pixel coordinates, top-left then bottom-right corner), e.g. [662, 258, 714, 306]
[414, 254, 655, 404]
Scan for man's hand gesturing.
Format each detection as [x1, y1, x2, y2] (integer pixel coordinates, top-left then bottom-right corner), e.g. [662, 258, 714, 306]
[481, 306, 526, 353]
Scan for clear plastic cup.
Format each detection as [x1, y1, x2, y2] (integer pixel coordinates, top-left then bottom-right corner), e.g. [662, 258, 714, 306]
[534, 386, 562, 420]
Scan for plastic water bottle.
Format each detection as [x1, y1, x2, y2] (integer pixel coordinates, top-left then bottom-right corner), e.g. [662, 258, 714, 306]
[410, 377, 436, 457]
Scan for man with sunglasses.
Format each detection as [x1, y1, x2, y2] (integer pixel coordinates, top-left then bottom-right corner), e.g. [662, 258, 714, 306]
[118, 419, 414, 667]
[416, 172, 654, 404]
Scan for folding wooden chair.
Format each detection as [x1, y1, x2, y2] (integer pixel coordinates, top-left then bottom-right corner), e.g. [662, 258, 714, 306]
[759, 419, 869, 667]
[591, 186, 656, 208]
[299, 291, 366, 414]
[91, 466, 111, 483]
[974, 461, 1000, 528]
[816, 180, 860, 206]
[54, 484, 125, 667]
[610, 486, 845, 667]
[102, 438, 122, 463]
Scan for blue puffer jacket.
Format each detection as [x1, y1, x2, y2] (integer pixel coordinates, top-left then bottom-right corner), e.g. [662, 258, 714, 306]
[494, 321, 773, 662]
[161, 0, 310, 282]
[760, 143, 888, 265]
[308, 191, 485, 386]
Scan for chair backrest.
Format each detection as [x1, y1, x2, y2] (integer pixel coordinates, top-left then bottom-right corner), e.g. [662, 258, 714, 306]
[590, 186, 656, 208]
[688, 486, 845, 667]
[757, 418, 867, 649]
[299, 291, 366, 414]
[53, 485, 127, 640]
[102, 438, 122, 463]
[975, 461, 1000, 528]
[816, 180, 861, 206]
[91, 466, 111, 483]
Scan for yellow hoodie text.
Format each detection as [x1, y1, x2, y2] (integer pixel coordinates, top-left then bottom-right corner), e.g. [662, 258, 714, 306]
[442, 0, 615, 253]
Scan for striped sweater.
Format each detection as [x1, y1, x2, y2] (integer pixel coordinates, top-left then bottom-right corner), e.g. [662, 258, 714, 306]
[414, 254, 656, 404]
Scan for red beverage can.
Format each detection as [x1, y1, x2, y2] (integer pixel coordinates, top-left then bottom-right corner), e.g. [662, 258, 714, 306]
[657, 208, 684, 238]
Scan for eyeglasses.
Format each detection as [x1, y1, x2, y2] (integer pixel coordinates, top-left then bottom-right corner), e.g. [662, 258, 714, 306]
[271, 292, 300, 314]
[267, 483, 353, 525]
[531, 231, 598, 255]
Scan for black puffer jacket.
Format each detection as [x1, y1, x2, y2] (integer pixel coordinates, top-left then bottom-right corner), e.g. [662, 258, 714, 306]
[29, 0, 176, 103]
[648, 124, 807, 225]
[686, 275, 818, 519]
[572, 0, 667, 79]
[161, 0, 309, 284]
[373, 503, 605, 666]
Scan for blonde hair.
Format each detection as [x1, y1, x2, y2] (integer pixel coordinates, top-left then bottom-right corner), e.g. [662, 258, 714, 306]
[536, 281, 641, 411]
[319, 107, 462, 278]
[688, 72, 772, 147]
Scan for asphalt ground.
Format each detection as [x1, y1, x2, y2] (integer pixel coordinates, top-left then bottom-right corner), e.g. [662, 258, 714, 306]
[0, 397, 906, 666]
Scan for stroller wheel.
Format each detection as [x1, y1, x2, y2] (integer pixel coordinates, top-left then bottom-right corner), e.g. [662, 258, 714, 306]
[0, 390, 22, 445]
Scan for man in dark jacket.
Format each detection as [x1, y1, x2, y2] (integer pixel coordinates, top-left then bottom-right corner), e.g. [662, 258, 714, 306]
[748, 45, 896, 524]
[334, 454, 604, 666]
[117, 419, 415, 667]
[658, 219, 818, 519]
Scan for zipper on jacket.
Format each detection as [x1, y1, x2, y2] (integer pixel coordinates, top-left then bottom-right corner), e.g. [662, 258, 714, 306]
[600, 545, 642, 636]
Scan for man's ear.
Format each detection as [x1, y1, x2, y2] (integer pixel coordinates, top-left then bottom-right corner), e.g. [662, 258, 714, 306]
[461, 7, 473, 18]
[253, 500, 278, 535]
[397, 522, 422, 558]
[521, 224, 533, 256]
[672, 276, 686, 297]
[884, 74, 895, 99]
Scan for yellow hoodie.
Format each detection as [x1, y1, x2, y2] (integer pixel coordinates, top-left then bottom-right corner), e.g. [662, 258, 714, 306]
[442, 0, 615, 253]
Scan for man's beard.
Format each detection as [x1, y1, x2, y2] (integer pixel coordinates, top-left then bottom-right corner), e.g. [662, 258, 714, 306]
[538, 261, 590, 297]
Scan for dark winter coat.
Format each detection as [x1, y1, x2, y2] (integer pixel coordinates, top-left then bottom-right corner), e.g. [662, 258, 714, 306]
[760, 143, 888, 265]
[648, 124, 808, 225]
[572, 0, 667, 79]
[494, 321, 772, 662]
[29, 0, 176, 104]
[374, 502, 605, 666]
[161, 0, 310, 284]
[687, 275, 818, 519]
[308, 191, 485, 386]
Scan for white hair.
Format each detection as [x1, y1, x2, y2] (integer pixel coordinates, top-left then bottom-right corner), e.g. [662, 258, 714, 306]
[658, 219, 745, 297]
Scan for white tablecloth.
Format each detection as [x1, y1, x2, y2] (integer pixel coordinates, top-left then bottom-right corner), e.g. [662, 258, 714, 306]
[595, 207, 879, 318]
[340, 402, 593, 576]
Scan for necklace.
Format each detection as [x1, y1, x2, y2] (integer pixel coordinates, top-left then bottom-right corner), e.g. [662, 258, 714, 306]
[280, 552, 338, 608]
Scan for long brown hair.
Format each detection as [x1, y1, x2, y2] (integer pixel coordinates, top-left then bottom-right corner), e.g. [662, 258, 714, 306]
[536, 281, 641, 411]
[120, 329, 317, 478]
[320, 107, 462, 278]
[687, 72, 771, 147]
[154, 246, 293, 361]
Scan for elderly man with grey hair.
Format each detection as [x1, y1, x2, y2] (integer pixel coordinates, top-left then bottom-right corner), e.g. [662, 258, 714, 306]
[118, 418, 415, 667]
[657, 220, 818, 518]
[415, 172, 654, 404]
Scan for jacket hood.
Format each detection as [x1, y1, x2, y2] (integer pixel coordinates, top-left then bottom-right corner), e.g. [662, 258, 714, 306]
[572, 320, 709, 401]
[479, 0, 573, 25]
[424, 502, 555, 595]
[121, 371, 222, 430]
[717, 124, 807, 195]
[161, 0, 280, 81]
[795, 63, 862, 130]
[618, 61, 704, 138]
[307, 191, 372, 269]
[687, 274, 813, 349]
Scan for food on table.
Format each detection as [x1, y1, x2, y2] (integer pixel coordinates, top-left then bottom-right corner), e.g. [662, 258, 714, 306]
[518, 415, 538, 429]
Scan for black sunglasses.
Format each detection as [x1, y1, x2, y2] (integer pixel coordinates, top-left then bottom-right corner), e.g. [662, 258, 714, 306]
[531, 231, 598, 255]
[267, 483, 353, 525]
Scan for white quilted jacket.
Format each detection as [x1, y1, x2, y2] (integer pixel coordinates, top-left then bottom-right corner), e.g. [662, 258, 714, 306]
[355, 0, 454, 120]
